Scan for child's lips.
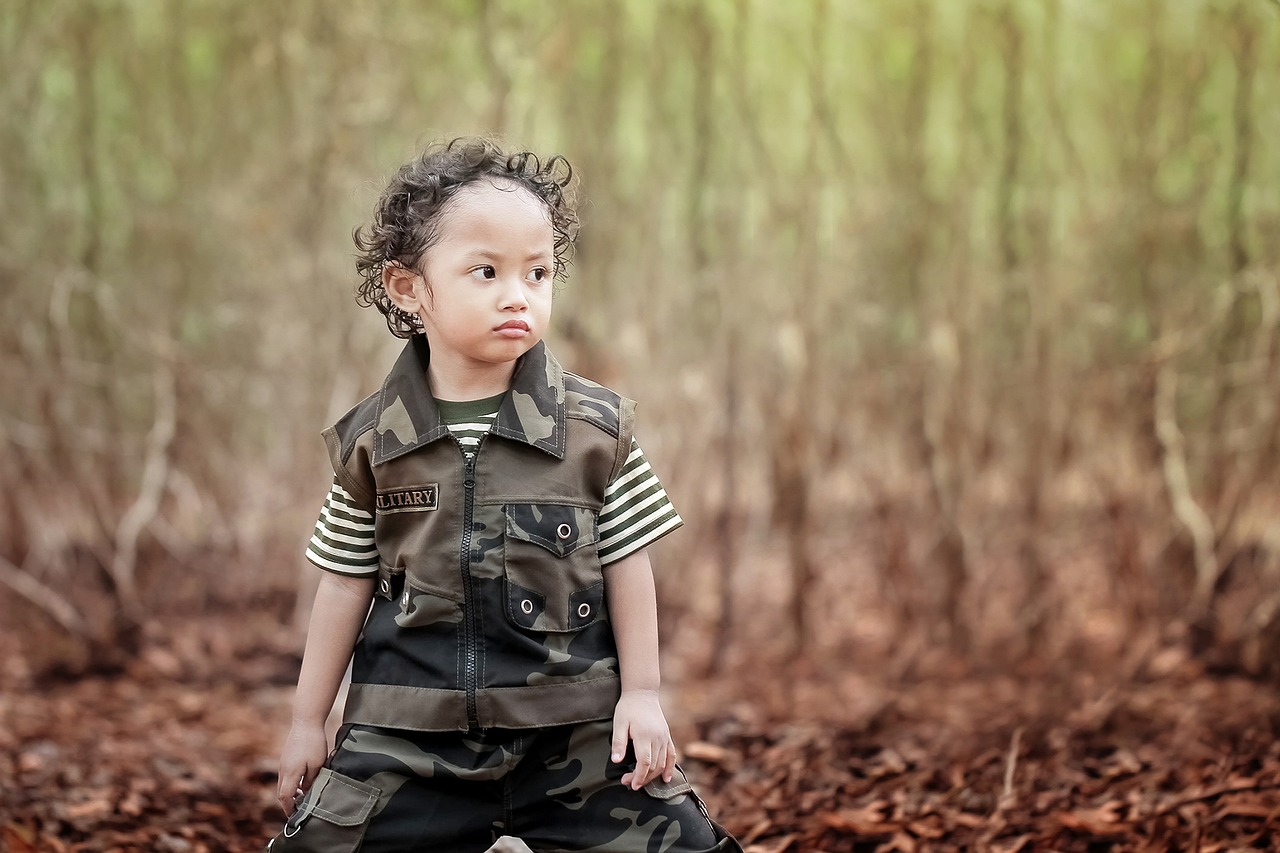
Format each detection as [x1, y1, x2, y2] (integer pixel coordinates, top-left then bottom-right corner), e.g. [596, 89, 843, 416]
[495, 320, 530, 338]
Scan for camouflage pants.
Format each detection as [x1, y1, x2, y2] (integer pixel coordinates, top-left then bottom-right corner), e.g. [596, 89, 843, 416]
[266, 719, 740, 853]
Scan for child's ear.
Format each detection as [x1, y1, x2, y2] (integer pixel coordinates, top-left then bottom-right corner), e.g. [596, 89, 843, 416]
[384, 263, 427, 313]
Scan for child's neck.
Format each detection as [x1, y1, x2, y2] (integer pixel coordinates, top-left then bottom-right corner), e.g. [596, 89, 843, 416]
[427, 356, 516, 403]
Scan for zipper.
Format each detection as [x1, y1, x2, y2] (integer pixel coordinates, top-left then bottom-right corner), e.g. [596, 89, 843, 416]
[460, 443, 481, 729]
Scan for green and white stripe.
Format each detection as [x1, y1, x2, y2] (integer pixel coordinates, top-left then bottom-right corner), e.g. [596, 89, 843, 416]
[444, 415, 496, 455]
[306, 482, 379, 575]
[598, 439, 682, 564]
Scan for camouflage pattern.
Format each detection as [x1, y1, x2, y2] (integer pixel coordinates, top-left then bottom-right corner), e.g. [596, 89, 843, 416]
[266, 720, 740, 853]
[320, 337, 639, 732]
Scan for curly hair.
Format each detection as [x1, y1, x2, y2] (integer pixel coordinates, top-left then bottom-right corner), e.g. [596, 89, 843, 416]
[353, 137, 579, 338]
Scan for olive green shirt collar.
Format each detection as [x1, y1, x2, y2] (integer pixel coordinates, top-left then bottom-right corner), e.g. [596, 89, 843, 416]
[371, 334, 566, 465]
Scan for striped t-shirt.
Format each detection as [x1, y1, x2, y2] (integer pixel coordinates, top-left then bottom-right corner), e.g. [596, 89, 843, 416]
[306, 393, 682, 575]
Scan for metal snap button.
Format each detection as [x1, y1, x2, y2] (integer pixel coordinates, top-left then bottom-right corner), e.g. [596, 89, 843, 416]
[521, 599, 534, 615]
[577, 603, 591, 618]
[556, 523, 573, 540]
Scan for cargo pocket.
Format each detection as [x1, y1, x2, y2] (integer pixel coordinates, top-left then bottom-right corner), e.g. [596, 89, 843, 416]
[266, 768, 379, 853]
[503, 503, 602, 633]
[395, 580, 464, 629]
[644, 767, 745, 853]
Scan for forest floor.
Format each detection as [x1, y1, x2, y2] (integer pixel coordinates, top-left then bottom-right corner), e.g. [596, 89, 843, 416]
[3, 614, 1280, 852]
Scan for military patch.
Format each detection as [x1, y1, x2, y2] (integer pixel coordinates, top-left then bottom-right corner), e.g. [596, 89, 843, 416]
[375, 484, 439, 514]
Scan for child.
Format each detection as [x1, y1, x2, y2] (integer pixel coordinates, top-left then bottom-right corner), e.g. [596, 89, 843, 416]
[268, 138, 739, 852]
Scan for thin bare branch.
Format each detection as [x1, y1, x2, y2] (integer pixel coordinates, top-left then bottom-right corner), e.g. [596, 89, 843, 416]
[110, 365, 178, 619]
[1153, 365, 1218, 615]
[0, 554, 90, 637]
[1001, 727, 1023, 806]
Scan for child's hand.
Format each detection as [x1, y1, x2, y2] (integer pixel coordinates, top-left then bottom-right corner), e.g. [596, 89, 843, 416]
[276, 721, 329, 815]
[611, 689, 677, 790]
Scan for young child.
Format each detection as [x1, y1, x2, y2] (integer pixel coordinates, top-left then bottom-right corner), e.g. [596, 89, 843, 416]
[268, 138, 739, 852]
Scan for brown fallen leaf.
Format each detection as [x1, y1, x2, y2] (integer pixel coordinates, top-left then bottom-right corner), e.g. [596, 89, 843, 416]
[819, 805, 899, 836]
[683, 741, 739, 769]
[867, 748, 909, 777]
[737, 817, 775, 846]
[1054, 802, 1127, 836]
[1212, 798, 1280, 820]
[989, 833, 1033, 853]
[742, 835, 794, 853]
[949, 811, 987, 829]
[906, 816, 947, 839]
[62, 796, 114, 821]
[118, 787, 148, 818]
[874, 831, 917, 853]
[2, 824, 40, 853]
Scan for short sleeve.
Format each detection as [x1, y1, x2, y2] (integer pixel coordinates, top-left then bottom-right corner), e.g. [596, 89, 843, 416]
[306, 478, 380, 576]
[598, 438, 683, 565]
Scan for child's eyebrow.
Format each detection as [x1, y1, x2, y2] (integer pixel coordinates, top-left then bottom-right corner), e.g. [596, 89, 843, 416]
[463, 249, 553, 263]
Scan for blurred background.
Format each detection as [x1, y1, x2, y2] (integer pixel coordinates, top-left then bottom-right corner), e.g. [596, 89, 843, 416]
[2, 0, 1280, 705]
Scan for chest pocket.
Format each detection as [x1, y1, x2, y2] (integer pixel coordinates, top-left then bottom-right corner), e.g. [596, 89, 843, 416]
[503, 503, 603, 633]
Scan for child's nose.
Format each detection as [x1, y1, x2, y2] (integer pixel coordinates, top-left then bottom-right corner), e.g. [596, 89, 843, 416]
[499, 277, 529, 309]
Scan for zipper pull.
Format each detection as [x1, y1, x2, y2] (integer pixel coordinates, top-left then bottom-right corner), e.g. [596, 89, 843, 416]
[463, 455, 477, 490]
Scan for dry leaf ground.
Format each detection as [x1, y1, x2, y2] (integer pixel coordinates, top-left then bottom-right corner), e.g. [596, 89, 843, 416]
[4, 615, 1280, 852]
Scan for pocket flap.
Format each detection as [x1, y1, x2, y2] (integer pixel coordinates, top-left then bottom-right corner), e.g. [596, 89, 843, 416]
[396, 582, 465, 629]
[505, 504, 598, 557]
[506, 578, 603, 633]
[643, 765, 694, 800]
[307, 768, 380, 827]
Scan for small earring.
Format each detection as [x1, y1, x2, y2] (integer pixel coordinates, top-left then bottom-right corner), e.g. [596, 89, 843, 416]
[392, 305, 421, 327]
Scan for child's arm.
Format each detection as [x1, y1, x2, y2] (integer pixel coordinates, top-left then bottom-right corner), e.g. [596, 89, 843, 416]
[275, 571, 375, 815]
[604, 547, 678, 790]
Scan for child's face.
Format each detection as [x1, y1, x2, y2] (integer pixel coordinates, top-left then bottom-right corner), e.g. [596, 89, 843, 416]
[393, 180, 556, 374]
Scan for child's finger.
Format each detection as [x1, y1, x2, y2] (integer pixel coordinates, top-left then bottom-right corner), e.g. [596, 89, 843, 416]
[277, 768, 294, 802]
[662, 742, 677, 782]
[276, 770, 302, 815]
[647, 743, 666, 786]
[301, 763, 321, 792]
[632, 745, 653, 789]
[277, 762, 322, 815]
[610, 721, 628, 763]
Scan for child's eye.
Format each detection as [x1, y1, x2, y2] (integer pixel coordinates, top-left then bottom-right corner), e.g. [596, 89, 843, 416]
[527, 267, 548, 283]
[469, 265, 497, 281]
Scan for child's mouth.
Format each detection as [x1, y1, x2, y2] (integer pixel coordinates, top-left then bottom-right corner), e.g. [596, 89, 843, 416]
[495, 321, 531, 338]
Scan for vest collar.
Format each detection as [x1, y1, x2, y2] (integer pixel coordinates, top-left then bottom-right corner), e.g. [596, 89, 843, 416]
[371, 335, 566, 465]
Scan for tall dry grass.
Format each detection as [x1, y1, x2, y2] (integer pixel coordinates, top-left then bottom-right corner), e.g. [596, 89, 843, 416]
[1, 0, 1278, 682]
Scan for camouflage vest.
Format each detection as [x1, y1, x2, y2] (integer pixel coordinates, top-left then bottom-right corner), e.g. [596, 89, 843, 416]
[323, 336, 636, 731]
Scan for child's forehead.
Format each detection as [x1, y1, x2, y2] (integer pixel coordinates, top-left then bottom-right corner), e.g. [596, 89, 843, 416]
[448, 177, 542, 209]
[435, 180, 553, 243]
